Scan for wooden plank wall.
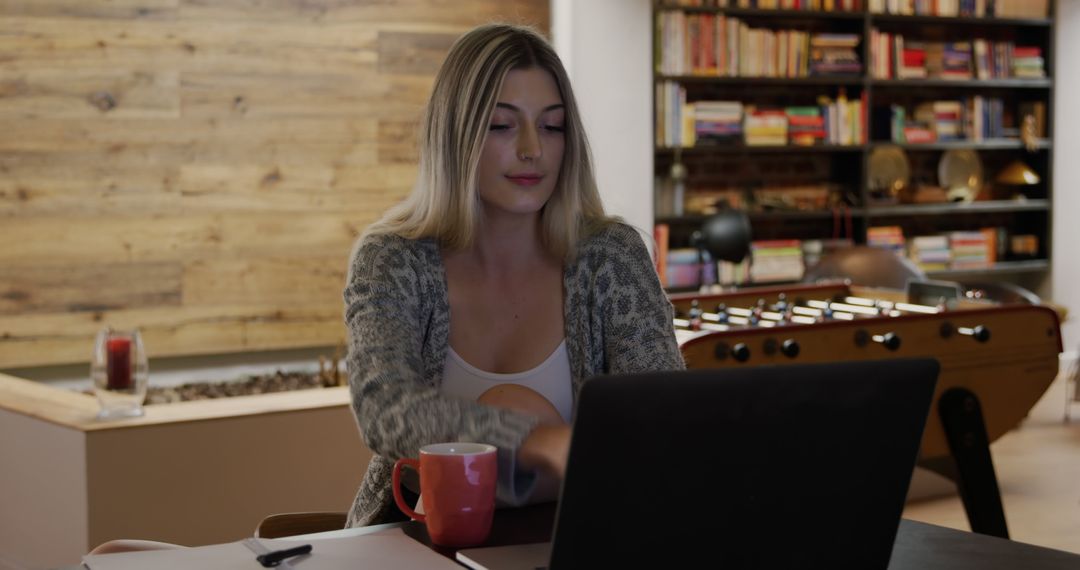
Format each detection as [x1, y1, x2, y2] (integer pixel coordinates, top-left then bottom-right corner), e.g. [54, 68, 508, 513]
[0, 0, 550, 368]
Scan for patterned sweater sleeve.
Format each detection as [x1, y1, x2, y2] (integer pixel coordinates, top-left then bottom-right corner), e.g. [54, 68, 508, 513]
[595, 224, 687, 374]
[344, 234, 541, 504]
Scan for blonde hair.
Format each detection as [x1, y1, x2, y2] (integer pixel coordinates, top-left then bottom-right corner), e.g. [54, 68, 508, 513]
[364, 23, 614, 260]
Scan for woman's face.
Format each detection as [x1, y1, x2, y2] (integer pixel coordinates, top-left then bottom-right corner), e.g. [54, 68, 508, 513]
[476, 67, 566, 219]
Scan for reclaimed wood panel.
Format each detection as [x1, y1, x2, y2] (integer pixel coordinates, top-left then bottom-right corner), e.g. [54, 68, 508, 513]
[0, 118, 380, 151]
[0, 19, 381, 75]
[0, 304, 345, 367]
[1, 0, 179, 20]
[0, 152, 416, 217]
[377, 31, 459, 75]
[179, 73, 431, 119]
[0, 263, 182, 315]
[180, 0, 546, 26]
[0, 212, 371, 265]
[378, 119, 421, 163]
[181, 256, 347, 307]
[0, 0, 549, 368]
[0, 70, 180, 119]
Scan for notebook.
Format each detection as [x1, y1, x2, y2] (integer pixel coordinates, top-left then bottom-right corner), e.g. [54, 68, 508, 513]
[82, 528, 460, 570]
[457, 358, 939, 569]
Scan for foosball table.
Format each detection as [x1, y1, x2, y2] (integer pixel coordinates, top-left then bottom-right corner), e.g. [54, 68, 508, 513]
[670, 282, 1064, 539]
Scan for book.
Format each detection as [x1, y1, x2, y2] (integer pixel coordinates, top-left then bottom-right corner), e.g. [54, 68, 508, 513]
[82, 528, 460, 570]
[654, 224, 670, 284]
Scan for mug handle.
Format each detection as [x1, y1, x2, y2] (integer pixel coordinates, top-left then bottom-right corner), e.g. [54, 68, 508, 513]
[392, 457, 425, 522]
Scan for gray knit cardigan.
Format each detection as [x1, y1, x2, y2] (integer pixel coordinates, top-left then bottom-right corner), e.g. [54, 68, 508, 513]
[343, 222, 685, 527]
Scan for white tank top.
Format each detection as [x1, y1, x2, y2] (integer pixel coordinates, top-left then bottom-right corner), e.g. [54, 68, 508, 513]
[441, 340, 573, 424]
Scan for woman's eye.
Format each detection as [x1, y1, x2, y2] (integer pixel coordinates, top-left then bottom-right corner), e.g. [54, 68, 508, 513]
[489, 124, 511, 131]
[543, 124, 565, 133]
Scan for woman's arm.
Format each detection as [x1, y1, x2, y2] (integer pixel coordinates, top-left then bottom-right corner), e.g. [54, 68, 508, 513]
[478, 384, 571, 479]
[518, 423, 572, 478]
[345, 235, 541, 501]
[599, 226, 686, 374]
[513, 225, 687, 481]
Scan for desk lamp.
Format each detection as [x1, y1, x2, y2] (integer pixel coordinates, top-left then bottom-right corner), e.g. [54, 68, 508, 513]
[994, 161, 1039, 202]
[995, 161, 1040, 186]
[995, 115, 1042, 199]
[690, 208, 752, 289]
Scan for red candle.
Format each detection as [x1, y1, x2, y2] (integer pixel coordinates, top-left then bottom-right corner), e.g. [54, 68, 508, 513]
[107, 336, 132, 390]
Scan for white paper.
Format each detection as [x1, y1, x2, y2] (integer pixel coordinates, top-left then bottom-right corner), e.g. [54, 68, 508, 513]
[82, 528, 461, 570]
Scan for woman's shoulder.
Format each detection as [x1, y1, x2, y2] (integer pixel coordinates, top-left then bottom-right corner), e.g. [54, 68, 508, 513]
[348, 231, 440, 276]
[577, 221, 650, 256]
[353, 231, 437, 258]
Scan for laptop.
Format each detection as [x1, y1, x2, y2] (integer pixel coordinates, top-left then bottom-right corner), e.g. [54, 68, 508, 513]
[457, 358, 939, 569]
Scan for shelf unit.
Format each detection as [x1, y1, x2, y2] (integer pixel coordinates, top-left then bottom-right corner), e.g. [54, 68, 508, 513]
[656, 199, 1050, 222]
[925, 259, 1049, 278]
[653, 1, 1054, 285]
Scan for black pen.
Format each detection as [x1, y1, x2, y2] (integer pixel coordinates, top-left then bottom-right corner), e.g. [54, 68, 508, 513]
[256, 543, 313, 567]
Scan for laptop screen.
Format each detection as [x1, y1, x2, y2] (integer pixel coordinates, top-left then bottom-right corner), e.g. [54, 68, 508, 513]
[547, 359, 938, 569]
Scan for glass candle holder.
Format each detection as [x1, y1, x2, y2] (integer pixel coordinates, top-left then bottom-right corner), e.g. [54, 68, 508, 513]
[91, 327, 149, 419]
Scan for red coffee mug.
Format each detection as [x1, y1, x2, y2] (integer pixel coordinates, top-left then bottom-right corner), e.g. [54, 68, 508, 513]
[393, 442, 497, 547]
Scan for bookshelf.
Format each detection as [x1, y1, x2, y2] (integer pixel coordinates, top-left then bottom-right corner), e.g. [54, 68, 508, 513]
[652, 0, 1054, 289]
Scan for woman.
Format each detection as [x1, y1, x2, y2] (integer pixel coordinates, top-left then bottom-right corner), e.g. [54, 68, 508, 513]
[345, 22, 684, 528]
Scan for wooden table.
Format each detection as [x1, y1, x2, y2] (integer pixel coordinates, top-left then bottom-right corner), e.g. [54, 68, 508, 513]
[58, 504, 1080, 569]
[391, 503, 1080, 569]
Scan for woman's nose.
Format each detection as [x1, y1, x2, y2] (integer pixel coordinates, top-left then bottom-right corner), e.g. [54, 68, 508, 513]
[517, 126, 542, 160]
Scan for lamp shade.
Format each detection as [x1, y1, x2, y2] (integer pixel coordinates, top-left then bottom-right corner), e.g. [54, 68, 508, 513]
[691, 209, 752, 263]
[995, 161, 1040, 185]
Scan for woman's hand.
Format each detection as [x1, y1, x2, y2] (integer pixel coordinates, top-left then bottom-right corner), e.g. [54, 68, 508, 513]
[477, 384, 571, 478]
[518, 423, 571, 478]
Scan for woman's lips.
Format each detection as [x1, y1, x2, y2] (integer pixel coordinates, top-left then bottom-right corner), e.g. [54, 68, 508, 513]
[506, 175, 543, 186]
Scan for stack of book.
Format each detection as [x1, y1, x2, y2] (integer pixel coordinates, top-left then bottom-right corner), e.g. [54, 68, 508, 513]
[823, 91, 866, 145]
[744, 108, 788, 146]
[886, 96, 1005, 143]
[914, 101, 963, 141]
[665, 0, 864, 9]
[809, 34, 863, 76]
[1012, 46, 1046, 78]
[897, 41, 927, 79]
[779, 93, 866, 145]
[1010, 234, 1038, 258]
[656, 81, 689, 147]
[931, 42, 974, 80]
[874, 33, 1044, 81]
[949, 231, 993, 269]
[694, 101, 744, 145]
[868, 226, 906, 254]
[717, 257, 752, 287]
[908, 235, 951, 271]
[871, 34, 980, 80]
[729, 0, 862, 8]
[868, 0, 1045, 17]
[654, 224, 670, 281]
[966, 96, 1005, 140]
[655, 13, 864, 79]
[736, 26, 813, 78]
[785, 106, 826, 146]
[972, 40, 1020, 79]
[750, 240, 805, 283]
[665, 248, 710, 288]
[888, 105, 934, 143]
[657, 88, 865, 148]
